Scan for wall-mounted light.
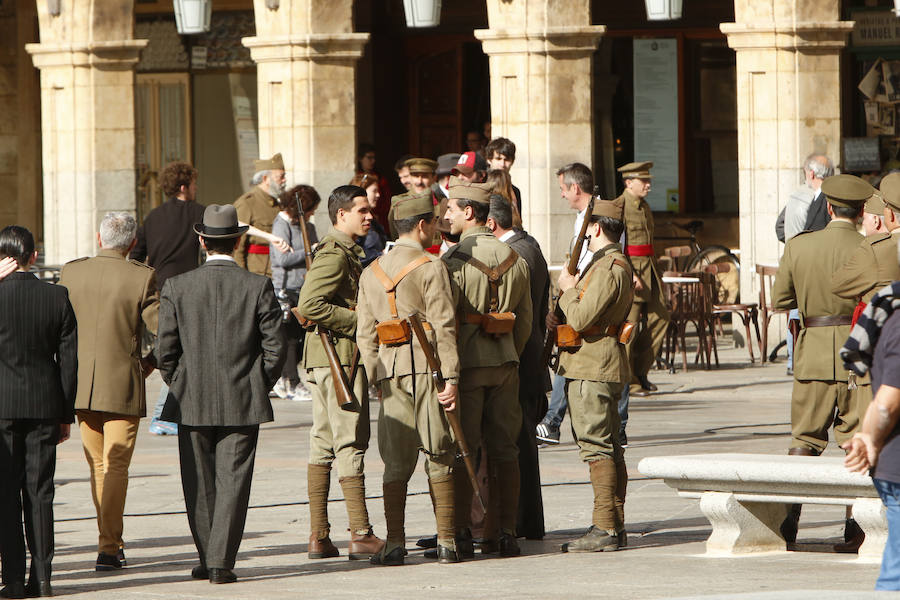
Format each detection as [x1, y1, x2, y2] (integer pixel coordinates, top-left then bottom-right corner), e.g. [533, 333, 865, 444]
[645, 0, 682, 21]
[265, 0, 279, 9]
[49, 0, 61, 17]
[173, 0, 211, 35]
[403, 0, 441, 28]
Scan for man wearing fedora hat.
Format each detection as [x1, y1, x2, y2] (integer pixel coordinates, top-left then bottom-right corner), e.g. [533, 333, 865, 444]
[157, 204, 286, 584]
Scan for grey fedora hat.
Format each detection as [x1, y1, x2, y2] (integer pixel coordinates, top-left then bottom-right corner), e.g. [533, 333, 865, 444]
[193, 204, 249, 239]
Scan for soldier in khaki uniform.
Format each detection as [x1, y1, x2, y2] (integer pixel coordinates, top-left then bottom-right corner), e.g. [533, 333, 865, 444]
[555, 197, 633, 553]
[388, 158, 438, 239]
[295, 184, 384, 560]
[233, 153, 290, 276]
[357, 192, 461, 566]
[773, 174, 871, 544]
[442, 176, 533, 557]
[59, 212, 159, 571]
[617, 162, 670, 397]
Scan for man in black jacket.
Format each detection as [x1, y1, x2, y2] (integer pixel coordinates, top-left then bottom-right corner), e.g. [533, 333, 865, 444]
[488, 195, 550, 540]
[0, 226, 77, 599]
[157, 205, 286, 584]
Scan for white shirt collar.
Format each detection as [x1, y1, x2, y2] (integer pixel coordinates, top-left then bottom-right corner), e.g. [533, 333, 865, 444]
[499, 230, 515, 242]
[206, 254, 236, 263]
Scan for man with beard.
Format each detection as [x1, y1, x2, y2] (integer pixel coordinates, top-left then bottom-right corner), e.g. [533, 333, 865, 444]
[234, 153, 288, 277]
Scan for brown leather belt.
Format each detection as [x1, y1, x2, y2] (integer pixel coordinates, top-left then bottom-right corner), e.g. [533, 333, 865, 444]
[803, 315, 852, 328]
[581, 324, 619, 337]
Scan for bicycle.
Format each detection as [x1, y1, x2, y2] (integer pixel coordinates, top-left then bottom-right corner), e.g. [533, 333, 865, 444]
[655, 219, 741, 303]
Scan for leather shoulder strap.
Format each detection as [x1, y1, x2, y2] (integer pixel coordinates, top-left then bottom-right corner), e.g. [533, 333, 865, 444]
[454, 249, 520, 312]
[369, 255, 432, 318]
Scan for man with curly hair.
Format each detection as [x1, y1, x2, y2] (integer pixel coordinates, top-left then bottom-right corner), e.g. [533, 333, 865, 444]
[132, 162, 206, 436]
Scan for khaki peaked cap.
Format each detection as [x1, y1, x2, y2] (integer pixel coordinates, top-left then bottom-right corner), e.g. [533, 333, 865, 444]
[254, 152, 284, 172]
[393, 191, 437, 220]
[405, 157, 437, 174]
[821, 174, 873, 209]
[879, 172, 900, 212]
[591, 196, 625, 221]
[865, 192, 886, 216]
[448, 176, 492, 204]
[618, 161, 653, 179]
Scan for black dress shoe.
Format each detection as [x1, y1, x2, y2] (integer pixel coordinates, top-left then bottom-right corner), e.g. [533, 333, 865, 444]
[369, 545, 405, 566]
[636, 375, 658, 392]
[437, 546, 460, 564]
[456, 529, 475, 559]
[208, 568, 237, 584]
[498, 532, 521, 557]
[116, 548, 127, 566]
[191, 565, 208, 580]
[0, 583, 25, 599]
[96, 552, 122, 572]
[416, 534, 437, 549]
[23, 580, 52, 598]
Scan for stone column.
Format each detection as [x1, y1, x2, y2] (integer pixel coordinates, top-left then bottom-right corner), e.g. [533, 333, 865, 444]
[243, 0, 368, 231]
[720, 1, 852, 312]
[476, 1, 604, 264]
[25, 2, 145, 264]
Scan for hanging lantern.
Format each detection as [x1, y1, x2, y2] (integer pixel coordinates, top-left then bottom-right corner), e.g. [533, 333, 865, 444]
[645, 0, 683, 21]
[173, 0, 212, 35]
[403, 0, 441, 28]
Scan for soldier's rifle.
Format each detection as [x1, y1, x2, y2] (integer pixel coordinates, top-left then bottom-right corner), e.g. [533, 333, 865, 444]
[538, 186, 598, 368]
[407, 312, 485, 513]
[290, 194, 354, 408]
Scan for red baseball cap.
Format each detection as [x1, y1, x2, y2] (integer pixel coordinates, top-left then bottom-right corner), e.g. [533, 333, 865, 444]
[452, 151, 488, 175]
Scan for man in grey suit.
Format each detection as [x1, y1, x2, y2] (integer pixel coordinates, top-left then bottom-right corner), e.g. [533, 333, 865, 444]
[487, 195, 550, 540]
[157, 205, 286, 584]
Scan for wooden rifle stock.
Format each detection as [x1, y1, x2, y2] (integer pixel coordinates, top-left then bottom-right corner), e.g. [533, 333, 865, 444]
[539, 186, 598, 368]
[293, 196, 354, 408]
[407, 313, 485, 513]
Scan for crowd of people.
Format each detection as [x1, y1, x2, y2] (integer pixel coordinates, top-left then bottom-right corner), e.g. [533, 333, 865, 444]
[6, 136, 900, 595]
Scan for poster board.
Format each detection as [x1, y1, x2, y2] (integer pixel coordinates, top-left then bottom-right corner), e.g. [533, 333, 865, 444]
[633, 39, 679, 212]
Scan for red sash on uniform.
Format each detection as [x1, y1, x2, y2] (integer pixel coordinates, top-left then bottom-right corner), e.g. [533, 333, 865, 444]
[851, 301, 867, 328]
[248, 244, 270, 254]
[425, 244, 440, 255]
[626, 244, 654, 257]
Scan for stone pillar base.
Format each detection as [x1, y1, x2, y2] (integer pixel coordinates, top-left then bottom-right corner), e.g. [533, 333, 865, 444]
[854, 497, 887, 564]
[699, 491, 788, 555]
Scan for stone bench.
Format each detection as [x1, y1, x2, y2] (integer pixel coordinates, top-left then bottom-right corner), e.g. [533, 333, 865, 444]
[637, 453, 887, 562]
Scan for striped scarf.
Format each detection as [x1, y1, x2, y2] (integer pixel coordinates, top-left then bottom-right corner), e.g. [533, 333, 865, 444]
[841, 282, 900, 376]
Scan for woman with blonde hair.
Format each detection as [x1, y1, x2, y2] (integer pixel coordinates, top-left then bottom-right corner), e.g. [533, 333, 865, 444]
[486, 169, 523, 229]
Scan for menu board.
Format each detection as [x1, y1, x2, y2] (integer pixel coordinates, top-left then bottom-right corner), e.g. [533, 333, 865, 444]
[843, 137, 881, 173]
[634, 39, 679, 212]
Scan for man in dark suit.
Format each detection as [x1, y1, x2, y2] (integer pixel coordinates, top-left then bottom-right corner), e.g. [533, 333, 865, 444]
[0, 226, 77, 599]
[487, 195, 550, 540]
[157, 205, 286, 584]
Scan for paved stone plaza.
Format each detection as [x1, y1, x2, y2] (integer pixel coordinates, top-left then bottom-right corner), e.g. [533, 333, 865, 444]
[38, 344, 893, 599]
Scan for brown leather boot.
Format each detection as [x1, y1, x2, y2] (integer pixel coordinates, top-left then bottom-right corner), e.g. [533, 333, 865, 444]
[834, 518, 865, 553]
[349, 528, 385, 560]
[307, 463, 335, 558]
[308, 532, 339, 559]
[782, 447, 819, 545]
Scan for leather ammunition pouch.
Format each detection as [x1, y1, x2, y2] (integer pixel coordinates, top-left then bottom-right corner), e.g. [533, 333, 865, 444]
[370, 255, 432, 346]
[455, 249, 520, 336]
[556, 321, 635, 348]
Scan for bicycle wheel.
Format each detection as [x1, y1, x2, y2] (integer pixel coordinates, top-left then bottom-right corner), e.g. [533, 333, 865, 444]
[687, 245, 741, 303]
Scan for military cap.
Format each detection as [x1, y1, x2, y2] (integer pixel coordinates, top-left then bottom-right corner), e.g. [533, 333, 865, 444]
[436, 153, 462, 177]
[821, 174, 874, 209]
[448, 175, 492, 204]
[392, 191, 437, 221]
[879, 172, 900, 212]
[254, 152, 284, 172]
[405, 157, 438, 174]
[618, 161, 653, 179]
[591, 196, 625, 221]
[865, 192, 886, 216]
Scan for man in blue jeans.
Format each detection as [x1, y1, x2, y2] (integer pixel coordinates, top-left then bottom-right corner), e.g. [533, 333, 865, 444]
[844, 295, 900, 590]
[537, 374, 630, 446]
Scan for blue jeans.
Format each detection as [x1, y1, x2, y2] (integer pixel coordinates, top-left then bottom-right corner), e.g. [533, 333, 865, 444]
[787, 308, 798, 369]
[875, 478, 900, 591]
[618, 385, 630, 436]
[543, 373, 568, 429]
[149, 383, 178, 433]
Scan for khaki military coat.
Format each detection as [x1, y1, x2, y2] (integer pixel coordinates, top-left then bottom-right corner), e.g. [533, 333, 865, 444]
[59, 250, 159, 416]
[773, 220, 863, 381]
[234, 185, 281, 276]
[557, 244, 634, 383]
[357, 238, 459, 384]
[620, 188, 664, 304]
[831, 230, 900, 303]
[297, 229, 364, 369]
[442, 226, 533, 369]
